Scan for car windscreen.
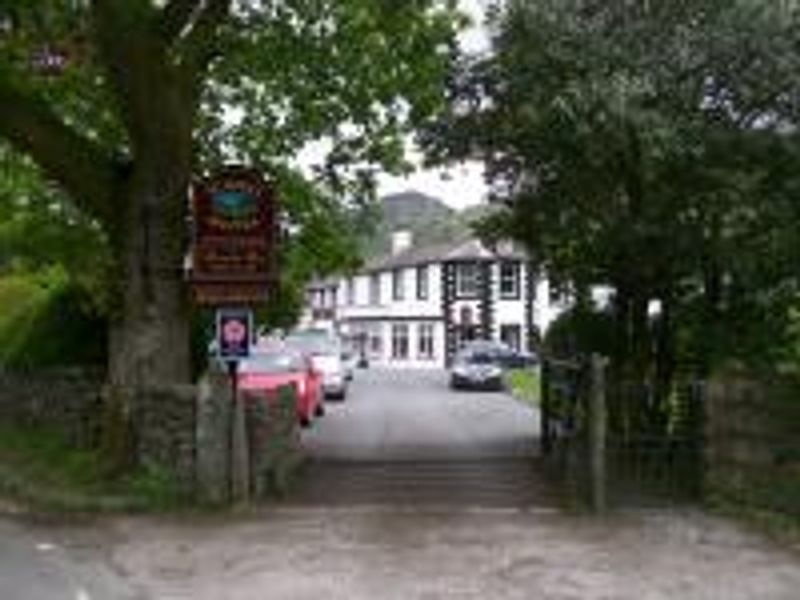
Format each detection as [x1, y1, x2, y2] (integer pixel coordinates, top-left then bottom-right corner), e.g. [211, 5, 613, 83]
[285, 336, 339, 356]
[239, 353, 303, 374]
[456, 352, 499, 366]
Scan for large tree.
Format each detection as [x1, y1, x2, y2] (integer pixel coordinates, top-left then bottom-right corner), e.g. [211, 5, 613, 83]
[428, 0, 800, 378]
[0, 1, 462, 390]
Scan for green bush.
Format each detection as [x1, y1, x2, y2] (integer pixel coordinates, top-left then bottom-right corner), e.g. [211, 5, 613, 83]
[544, 305, 615, 359]
[0, 271, 107, 370]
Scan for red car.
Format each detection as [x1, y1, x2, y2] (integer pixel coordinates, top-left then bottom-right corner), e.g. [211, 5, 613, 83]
[238, 348, 324, 427]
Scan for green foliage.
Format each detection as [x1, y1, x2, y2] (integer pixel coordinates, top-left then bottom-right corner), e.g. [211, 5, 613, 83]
[505, 368, 540, 407]
[119, 465, 184, 511]
[430, 0, 800, 374]
[544, 306, 615, 360]
[0, 147, 106, 265]
[0, 269, 106, 370]
[0, 2, 467, 363]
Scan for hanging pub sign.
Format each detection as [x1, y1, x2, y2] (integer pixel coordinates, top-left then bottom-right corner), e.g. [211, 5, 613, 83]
[190, 165, 277, 305]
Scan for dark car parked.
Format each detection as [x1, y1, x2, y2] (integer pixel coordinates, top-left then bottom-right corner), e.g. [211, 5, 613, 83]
[460, 340, 537, 370]
[449, 347, 506, 391]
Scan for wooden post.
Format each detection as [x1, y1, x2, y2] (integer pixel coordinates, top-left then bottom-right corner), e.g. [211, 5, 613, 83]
[541, 358, 552, 455]
[229, 363, 251, 505]
[589, 353, 607, 513]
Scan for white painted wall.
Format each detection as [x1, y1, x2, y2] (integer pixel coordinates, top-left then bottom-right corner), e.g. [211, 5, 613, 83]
[494, 262, 528, 346]
[336, 264, 446, 367]
[338, 265, 441, 321]
[307, 258, 580, 366]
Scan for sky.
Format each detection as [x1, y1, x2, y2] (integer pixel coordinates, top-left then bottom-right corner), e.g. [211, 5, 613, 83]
[376, 0, 493, 211]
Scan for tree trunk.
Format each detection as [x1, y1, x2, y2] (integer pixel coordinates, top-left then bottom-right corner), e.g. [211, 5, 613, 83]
[100, 168, 191, 474]
[108, 173, 191, 390]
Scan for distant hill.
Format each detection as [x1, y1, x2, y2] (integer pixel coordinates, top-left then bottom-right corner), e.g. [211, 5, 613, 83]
[380, 191, 454, 227]
[359, 191, 496, 258]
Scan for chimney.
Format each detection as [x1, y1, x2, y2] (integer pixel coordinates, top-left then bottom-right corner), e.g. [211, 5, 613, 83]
[391, 230, 413, 255]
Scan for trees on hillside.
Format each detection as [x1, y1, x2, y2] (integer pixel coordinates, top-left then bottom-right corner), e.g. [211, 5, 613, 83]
[428, 0, 800, 379]
[0, 1, 463, 390]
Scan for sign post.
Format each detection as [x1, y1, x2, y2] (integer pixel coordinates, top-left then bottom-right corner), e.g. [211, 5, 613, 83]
[215, 306, 254, 401]
[189, 166, 277, 504]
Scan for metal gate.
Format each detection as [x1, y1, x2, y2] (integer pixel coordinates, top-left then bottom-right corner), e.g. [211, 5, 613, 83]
[541, 355, 705, 511]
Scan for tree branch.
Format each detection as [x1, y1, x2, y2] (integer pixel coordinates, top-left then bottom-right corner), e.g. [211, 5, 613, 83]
[179, 0, 231, 73]
[159, 0, 202, 43]
[0, 76, 118, 226]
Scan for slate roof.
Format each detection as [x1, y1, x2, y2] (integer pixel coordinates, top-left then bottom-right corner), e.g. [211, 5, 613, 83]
[361, 237, 527, 273]
[306, 276, 340, 290]
[306, 238, 528, 289]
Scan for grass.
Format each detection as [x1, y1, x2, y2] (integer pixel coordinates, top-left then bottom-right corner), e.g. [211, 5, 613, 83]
[505, 367, 541, 407]
[0, 423, 185, 513]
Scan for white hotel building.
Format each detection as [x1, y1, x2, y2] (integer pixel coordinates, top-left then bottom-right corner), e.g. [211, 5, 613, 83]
[302, 232, 565, 368]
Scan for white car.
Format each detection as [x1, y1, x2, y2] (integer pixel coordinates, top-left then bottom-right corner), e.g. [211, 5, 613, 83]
[284, 332, 348, 400]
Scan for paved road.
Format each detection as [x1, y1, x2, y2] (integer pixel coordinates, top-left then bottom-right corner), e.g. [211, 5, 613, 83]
[293, 368, 550, 507]
[301, 367, 541, 461]
[0, 517, 136, 600]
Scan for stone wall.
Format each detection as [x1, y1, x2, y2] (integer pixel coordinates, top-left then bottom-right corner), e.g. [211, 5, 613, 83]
[0, 366, 306, 505]
[0, 368, 104, 448]
[0, 368, 197, 490]
[706, 369, 800, 517]
[246, 386, 305, 498]
[195, 373, 306, 504]
[132, 384, 198, 492]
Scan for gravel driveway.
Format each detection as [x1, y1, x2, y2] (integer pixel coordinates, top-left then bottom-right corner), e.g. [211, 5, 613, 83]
[19, 507, 795, 600]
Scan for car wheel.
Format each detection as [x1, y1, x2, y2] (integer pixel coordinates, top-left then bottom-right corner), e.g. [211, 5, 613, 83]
[326, 389, 346, 401]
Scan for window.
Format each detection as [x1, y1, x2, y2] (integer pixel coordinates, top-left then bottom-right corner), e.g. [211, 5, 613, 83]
[347, 278, 355, 305]
[369, 273, 381, 305]
[455, 262, 480, 298]
[370, 334, 382, 355]
[416, 265, 429, 300]
[500, 324, 522, 351]
[418, 323, 435, 359]
[391, 323, 409, 359]
[500, 262, 520, 299]
[392, 268, 404, 301]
